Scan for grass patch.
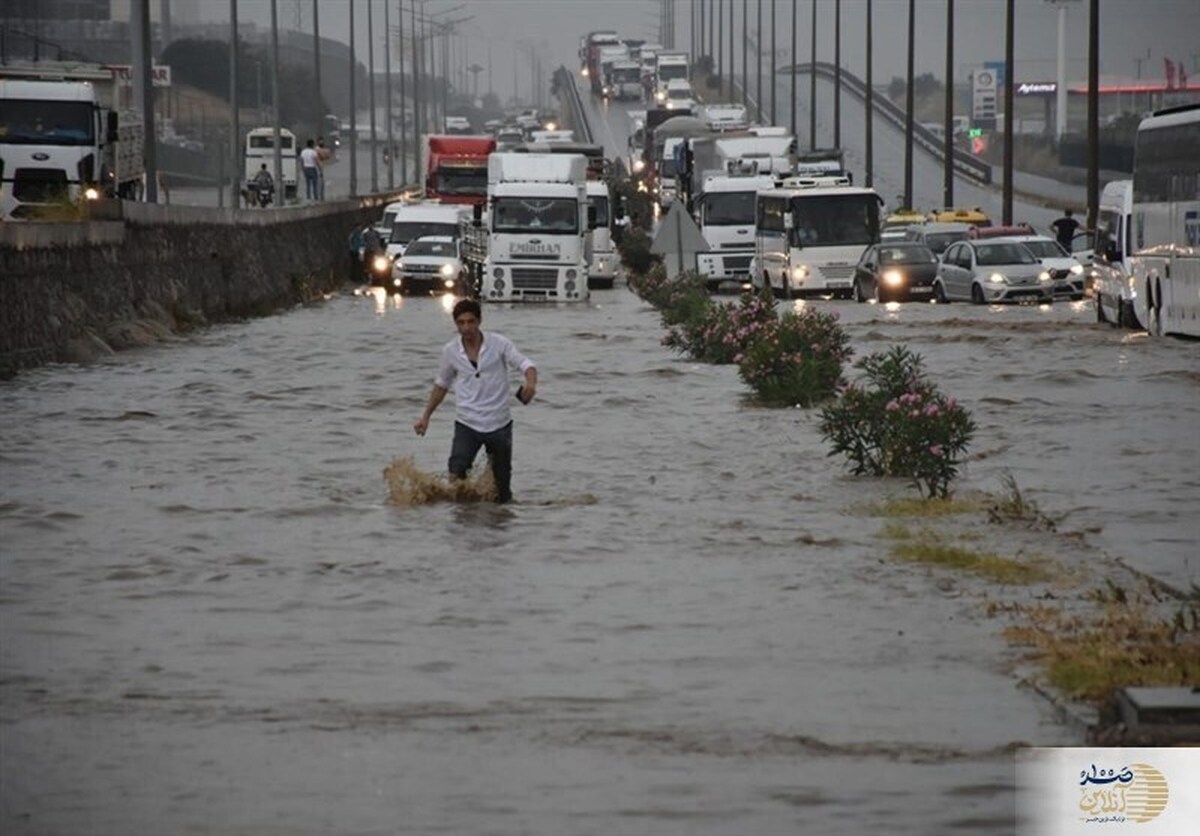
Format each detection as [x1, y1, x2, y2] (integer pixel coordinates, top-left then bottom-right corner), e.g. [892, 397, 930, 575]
[859, 495, 985, 518]
[987, 472, 1060, 531]
[891, 538, 1056, 585]
[1003, 601, 1200, 702]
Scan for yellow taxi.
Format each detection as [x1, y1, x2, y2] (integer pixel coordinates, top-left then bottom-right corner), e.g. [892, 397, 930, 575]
[883, 208, 926, 230]
[926, 207, 992, 227]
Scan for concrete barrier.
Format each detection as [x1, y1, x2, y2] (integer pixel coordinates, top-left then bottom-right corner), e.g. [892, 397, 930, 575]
[0, 193, 404, 378]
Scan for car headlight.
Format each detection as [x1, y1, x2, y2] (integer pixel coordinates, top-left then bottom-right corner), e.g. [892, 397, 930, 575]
[1070, 263, 1084, 275]
[988, 272, 1007, 285]
[791, 265, 810, 281]
[633, 159, 646, 173]
[882, 269, 904, 287]
[656, 91, 666, 102]
[1038, 270, 1052, 282]
[566, 269, 577, 280]
[393, 277, 402, 287]
[372, 255, 390, 272]
[440, 263, 454, 277]
[443, 278, 455, 288]
[84, 186, 101, 201]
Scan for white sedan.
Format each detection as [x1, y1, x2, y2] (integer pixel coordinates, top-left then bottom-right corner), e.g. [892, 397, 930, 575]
[934, 240, 1054, 304]
[392, 236, 470, 296]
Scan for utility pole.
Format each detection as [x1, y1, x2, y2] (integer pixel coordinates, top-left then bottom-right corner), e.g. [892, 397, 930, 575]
[399, 0, 407, 185]
[1002, 0, 1014, 225]
[790, 0, 797, 136]
[756, 0, 762, 121]
[368, 0, 377, 193]
[903, 0, 915, 209]
[865, 0, 873, 187]
[770, 0, 776, 126]
[809, 0, 816, 150]
[1087, 0, 1099, 229]
[134, 0, 157, 202]
[349, 0, 357, 197]
[384, 0, 393, 190]
[313, 0, 321, 142]
[728, 0, 733, 99]
[741, 0, 748, 108]
[834, 0, 841, 148]
[230, 0, 240, 207]
[270, 0, 282, 202]
[943, 0, 954, 209]
[717, 0, 722, 83]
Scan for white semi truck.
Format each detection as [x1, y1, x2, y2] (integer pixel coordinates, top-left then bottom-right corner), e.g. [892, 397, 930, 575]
[1, 63, 145, 219]
[462, 152, 590, 302]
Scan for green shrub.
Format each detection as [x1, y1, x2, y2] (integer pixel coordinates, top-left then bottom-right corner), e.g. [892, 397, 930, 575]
[818, 346, 976, 498]
[736, 307, 851, 407]
[663, 286, 777, 364]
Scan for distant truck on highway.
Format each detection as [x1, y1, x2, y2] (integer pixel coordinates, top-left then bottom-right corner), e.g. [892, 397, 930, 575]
[1, 63, 145, 220]
[461, 152, 590, 303]
[423, 134, 496, 206]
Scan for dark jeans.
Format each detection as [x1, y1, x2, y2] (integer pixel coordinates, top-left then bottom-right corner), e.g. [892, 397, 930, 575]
[449, 420, 514, 503]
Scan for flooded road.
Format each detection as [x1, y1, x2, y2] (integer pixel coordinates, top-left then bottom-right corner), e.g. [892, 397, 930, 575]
[1, 285, 1196, 834]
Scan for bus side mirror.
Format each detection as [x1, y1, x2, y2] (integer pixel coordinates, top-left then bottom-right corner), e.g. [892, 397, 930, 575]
[106, 111, 119, 143]
[472, 203, 483, 227]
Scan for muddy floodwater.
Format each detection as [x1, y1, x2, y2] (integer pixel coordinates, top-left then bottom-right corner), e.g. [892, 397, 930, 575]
[1, 285, 1196, 834]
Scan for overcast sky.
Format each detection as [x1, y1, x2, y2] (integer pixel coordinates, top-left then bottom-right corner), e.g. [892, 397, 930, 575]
[192, 0, 1200, 102]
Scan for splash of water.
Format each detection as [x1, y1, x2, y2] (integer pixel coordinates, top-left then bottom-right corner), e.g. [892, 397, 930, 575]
[383, 456, 496, 505]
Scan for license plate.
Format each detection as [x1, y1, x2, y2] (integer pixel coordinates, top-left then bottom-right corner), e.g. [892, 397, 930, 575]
[826, 281, 849, 288]
[909, 287, 933, 295]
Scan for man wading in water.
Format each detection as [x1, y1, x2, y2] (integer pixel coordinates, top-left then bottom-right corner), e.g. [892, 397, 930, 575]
[413, 299, 538, 503]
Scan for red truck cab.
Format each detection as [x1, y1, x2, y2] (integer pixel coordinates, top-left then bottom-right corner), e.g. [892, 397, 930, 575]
[424, 135, 497, 206]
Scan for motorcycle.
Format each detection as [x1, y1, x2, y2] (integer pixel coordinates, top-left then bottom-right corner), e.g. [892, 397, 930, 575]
[246, 181, 274, 208]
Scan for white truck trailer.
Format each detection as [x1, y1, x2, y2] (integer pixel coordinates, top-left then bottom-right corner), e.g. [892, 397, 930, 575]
[1, 64, 145, 219]
[462, 152, 590, 302]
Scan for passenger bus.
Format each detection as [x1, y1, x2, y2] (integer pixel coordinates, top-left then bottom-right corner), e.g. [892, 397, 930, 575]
[753, 177, 884, 298]
[1127, 104, 1200, 337]
[244, 127, 298, 200]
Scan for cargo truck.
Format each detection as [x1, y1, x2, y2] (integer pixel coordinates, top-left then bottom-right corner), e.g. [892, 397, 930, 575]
[423, 134, 496, 206]
[462, 152, 590, 302]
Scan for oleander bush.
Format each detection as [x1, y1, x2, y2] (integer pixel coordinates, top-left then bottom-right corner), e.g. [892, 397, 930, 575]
[663, 285, 778, 364]
[818, 345, 976, 498]
[735, 307, 852, 407]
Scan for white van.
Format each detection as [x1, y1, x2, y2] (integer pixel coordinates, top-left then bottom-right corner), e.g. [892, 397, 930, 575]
[1091, 180, 1139, 327]
[381, 201, 471, 260]
[586, 180, 616, 289]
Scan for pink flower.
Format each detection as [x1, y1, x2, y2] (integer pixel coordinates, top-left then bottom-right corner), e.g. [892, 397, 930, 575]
[886, 400, 900, 412]
[924, 404, 940, 417]
[929, 444, 944, 458]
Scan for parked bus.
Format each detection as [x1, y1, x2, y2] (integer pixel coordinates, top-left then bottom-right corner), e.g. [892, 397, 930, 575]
[1127, 104, 1200, 337]
[753, 177, 884, 298]
[244, 127, 298, 200]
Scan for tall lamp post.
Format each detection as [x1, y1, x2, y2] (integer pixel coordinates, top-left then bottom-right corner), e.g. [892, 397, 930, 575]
[943, 0, 954, 209]
[1003, 0, 1014, 225]
[903, 0, 915, 209]
[1046, 0, 1080, 140]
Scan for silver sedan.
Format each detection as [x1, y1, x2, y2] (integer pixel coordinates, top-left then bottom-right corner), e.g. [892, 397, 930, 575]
[934, 240, 1054, 304]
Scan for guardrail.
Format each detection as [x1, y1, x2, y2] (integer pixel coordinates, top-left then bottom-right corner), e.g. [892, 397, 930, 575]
[799, 61, 993, 186]
[555, 65, 593, 145]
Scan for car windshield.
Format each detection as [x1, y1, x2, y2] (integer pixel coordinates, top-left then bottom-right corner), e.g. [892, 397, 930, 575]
[658, 64, 687, 81]
[703, 191, 756, 225]
[1021, 240, 1069, 258]
[879, 245, 936, 264]
[0, 100, 94, 146]
[667, 88, 691, 100]
[390, 221, 460, 245]
[924, 231, 968, 254]
[975, 243, 1039, 265]
[492, 197, 579, 234]
[405, 240, 456, 257]
[433, 165, 487, 195]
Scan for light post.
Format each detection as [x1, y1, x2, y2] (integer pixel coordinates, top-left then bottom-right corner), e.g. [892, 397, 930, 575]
[1045, 0, 1080, 140]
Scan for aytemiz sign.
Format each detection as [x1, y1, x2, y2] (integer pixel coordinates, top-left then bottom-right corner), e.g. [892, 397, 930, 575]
[104, 64, 172, 87]
[1016, 81, 1057, 95]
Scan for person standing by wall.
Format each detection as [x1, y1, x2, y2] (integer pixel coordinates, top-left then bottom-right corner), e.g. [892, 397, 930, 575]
[316, 137, 333, 200]
[300, 139, 321, 201]
[413, 299, 538, 504]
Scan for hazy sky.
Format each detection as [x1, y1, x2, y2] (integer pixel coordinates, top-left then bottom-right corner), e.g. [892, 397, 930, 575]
[192, 0, 1200, 102]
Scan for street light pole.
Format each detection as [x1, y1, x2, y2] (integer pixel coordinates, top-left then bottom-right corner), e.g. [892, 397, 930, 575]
[865, 0, 873, 187]
[349, 0, 357, 197]
[270, 0, 282, 201]
[741, 0, 748, 108]
[399, 0, 407, 185]
[790, 0, 797, 137]
[903, 0, 915, 209]
[1087, 0, 1099, 229]
[770, 0, 776, 126]
[756, 0, 762, 122]
[385, 0, 393, 190]
[368, 0, 378, 193]
[1003, 0, 1014, 225]
[229, 0, 240, 206]
[834, 0, 841, 148]
[809, 0, 816, 150]
[943, 0, 954, 209]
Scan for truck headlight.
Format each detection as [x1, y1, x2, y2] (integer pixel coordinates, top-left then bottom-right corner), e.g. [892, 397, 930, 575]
[791, 265, 810, 281]
[493, 267, 505, 279]
[440, 263, 454, 276]
[988, 272, 1007, 285]
[493, 278, 506, 291]
[566, 269, 577, 280]
[656, 91, 666, 102]
[882, 269, 904, 287]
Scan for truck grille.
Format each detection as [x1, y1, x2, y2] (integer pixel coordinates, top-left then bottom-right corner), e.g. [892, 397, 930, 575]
[819, 264, 854, 280]
[13, 169, 69, 203]
[723, 255, 752, 272]
[512, 267, 559, 290]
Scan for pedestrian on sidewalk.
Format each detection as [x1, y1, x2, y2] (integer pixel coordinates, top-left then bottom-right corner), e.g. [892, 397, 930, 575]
[300, 139, 321, 201]
[413, 299, 538, 504]
[1050, 208, 1080, 250]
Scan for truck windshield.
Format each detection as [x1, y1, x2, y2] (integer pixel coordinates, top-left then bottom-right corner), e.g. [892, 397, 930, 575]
[390, 222, 459, 245]
[493, 198, 579, 234]
[658, 64, 687, 82]
[433, 165, 488, 195]
[703, 191, 756, 226]
[612, 67, 640, 83]
[1, 100, 93, 146]
[788, 194, 879, 247]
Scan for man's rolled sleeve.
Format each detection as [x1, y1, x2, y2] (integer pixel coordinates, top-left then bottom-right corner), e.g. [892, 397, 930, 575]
[434, 344, 457, 390]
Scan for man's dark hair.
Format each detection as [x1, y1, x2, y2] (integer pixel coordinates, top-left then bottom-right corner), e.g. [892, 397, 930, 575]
[307, 139, 315, 148]
[452, 298, 482, 321]
[1064, 208, 1073, 216]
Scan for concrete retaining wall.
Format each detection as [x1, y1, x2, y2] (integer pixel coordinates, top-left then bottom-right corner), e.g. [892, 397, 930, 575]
[0, 195, 401, 378]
